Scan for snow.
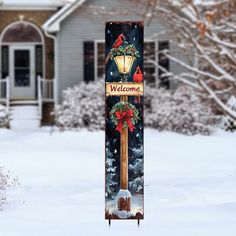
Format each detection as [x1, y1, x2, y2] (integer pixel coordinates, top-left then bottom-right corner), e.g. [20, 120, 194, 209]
[0, 104, 6, 118]
[0, 128, 236, 235]
[227, 95, 236, 108]
[112, 209, 134, 219]
[10, 106, 40, 131]
[116, 189, 131, 199]
[0, 104, 9, 128]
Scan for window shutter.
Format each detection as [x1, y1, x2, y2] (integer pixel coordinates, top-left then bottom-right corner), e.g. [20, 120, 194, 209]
[1, 46, 9, 79]
[158, 41, 170, 89]
[84, 41, 95, 82]
[35, 45, 43, 77]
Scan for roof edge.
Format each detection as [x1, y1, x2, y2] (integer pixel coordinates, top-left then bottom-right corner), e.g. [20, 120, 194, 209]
[42, 0, 86, 33]
[0, 0, 64, 10]
[0, 5, 60, 10]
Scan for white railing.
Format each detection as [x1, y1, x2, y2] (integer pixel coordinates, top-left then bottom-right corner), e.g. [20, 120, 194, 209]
[0, 77, 10, 111]
[37, 76, 55, 120]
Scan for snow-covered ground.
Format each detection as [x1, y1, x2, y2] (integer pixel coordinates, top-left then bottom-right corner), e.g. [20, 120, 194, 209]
[0, 128, 236, 236]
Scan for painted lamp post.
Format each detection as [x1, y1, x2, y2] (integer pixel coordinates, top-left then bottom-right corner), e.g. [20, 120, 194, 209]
[113, 53, 136, 212]
[105, 22, 144, 221]
[106, 32, 143, 215]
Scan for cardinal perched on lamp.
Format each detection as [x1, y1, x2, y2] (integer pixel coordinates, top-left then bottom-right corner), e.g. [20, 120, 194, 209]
[105, 34, 126, 64]
[133, 66, 143, 103]
[105, 33, 140, 68]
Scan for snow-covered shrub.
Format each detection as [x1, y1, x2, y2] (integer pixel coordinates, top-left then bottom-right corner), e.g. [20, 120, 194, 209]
[0, 105, 10, 128]
[54, 80, 105, 130]
[54, 79, 216, 134]
[222, 95, 236, 132]
[0, 167, 19, 209]
[144, 85, 216, 135]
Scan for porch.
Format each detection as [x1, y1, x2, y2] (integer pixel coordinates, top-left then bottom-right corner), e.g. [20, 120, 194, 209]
[0, 20, 55, 125]
[0, 76, 54, 125]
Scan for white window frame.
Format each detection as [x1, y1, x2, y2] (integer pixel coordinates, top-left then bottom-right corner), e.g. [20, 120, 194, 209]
[94, 39, 105, 80]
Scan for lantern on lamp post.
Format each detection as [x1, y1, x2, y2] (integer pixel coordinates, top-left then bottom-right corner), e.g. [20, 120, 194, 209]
[113, 55, 136, 82]
[113, 52, 136, 212]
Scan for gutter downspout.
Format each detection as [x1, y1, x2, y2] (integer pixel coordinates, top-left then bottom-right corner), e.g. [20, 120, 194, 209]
[44, 30, 58, 105]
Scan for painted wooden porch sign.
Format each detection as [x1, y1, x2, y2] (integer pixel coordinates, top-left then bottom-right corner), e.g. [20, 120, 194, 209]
[105, 22, 144, 220]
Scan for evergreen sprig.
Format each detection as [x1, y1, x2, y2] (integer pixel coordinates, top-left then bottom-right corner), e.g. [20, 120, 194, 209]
[110, 41, 140, 58]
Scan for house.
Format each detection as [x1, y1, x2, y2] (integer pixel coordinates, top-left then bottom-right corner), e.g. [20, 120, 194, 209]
[0, 0, 183, 125]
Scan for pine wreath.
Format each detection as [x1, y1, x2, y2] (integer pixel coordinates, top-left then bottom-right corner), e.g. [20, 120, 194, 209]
[110, 101, 139, 133]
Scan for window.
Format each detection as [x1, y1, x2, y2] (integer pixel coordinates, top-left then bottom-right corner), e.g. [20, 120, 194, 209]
[83, 41, 105, 81]
[84, 41, 95, 82]
[158, 41, 170, 89]
[144, 41, 156, 85]
[2, 22, 42, 43]
[86, 40, 169, 86]
[144, 40, 170, 88]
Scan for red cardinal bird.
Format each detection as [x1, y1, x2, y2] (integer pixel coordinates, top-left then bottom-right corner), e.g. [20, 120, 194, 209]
[133, 66, 143, 83]
[112, 33, 125, 48]
[105, 34, 125, 64]
[133, 66, 143, 103]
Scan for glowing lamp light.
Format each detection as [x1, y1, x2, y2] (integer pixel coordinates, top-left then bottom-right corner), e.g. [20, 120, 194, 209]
[113, 55, 136, 75]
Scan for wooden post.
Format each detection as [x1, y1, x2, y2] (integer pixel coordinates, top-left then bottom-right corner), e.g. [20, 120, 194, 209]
[117, 95, 131, 212]
[120, 95, 128, 189]
[120, 126, 128, 189]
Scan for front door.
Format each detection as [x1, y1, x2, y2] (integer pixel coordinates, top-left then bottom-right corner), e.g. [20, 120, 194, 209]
[10, 46, 35, 100]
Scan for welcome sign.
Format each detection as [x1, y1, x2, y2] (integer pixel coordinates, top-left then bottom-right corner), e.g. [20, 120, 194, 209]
[105, 22, 144, 221]
[106, 83, 144, 96]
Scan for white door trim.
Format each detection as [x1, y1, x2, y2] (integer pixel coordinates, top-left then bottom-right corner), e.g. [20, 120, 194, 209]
[9, 45, 35, 100]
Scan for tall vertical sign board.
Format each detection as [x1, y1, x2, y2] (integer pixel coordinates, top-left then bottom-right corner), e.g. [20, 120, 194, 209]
[105, 22, 144, 220]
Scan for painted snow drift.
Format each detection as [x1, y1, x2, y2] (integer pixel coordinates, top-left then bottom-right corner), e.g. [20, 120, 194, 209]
[105, 22, 144, 220]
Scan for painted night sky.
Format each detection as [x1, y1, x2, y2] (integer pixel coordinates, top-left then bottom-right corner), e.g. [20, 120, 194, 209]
[105, 22, 144, 219]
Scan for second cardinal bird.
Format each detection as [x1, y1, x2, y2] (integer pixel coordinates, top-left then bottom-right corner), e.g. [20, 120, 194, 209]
[133, 66, 143, 103]
[133, 66, 143, 83]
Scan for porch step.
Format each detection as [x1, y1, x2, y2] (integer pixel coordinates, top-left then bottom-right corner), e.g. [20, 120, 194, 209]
[10, 100, 39, 106]
[10, 105, 40, 131]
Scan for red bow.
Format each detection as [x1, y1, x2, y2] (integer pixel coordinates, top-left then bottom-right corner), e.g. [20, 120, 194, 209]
[115, 109, 135, 133]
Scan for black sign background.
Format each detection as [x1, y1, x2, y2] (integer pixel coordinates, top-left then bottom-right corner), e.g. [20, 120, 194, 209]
[105, 22, 144, 220]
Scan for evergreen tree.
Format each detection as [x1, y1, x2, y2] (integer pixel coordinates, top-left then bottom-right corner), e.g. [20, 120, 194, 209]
[128, 115, 144, 194]
[105, 145, 118, 199]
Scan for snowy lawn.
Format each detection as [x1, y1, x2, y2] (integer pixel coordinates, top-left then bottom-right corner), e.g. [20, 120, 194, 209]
[0, 128, 236, 236]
